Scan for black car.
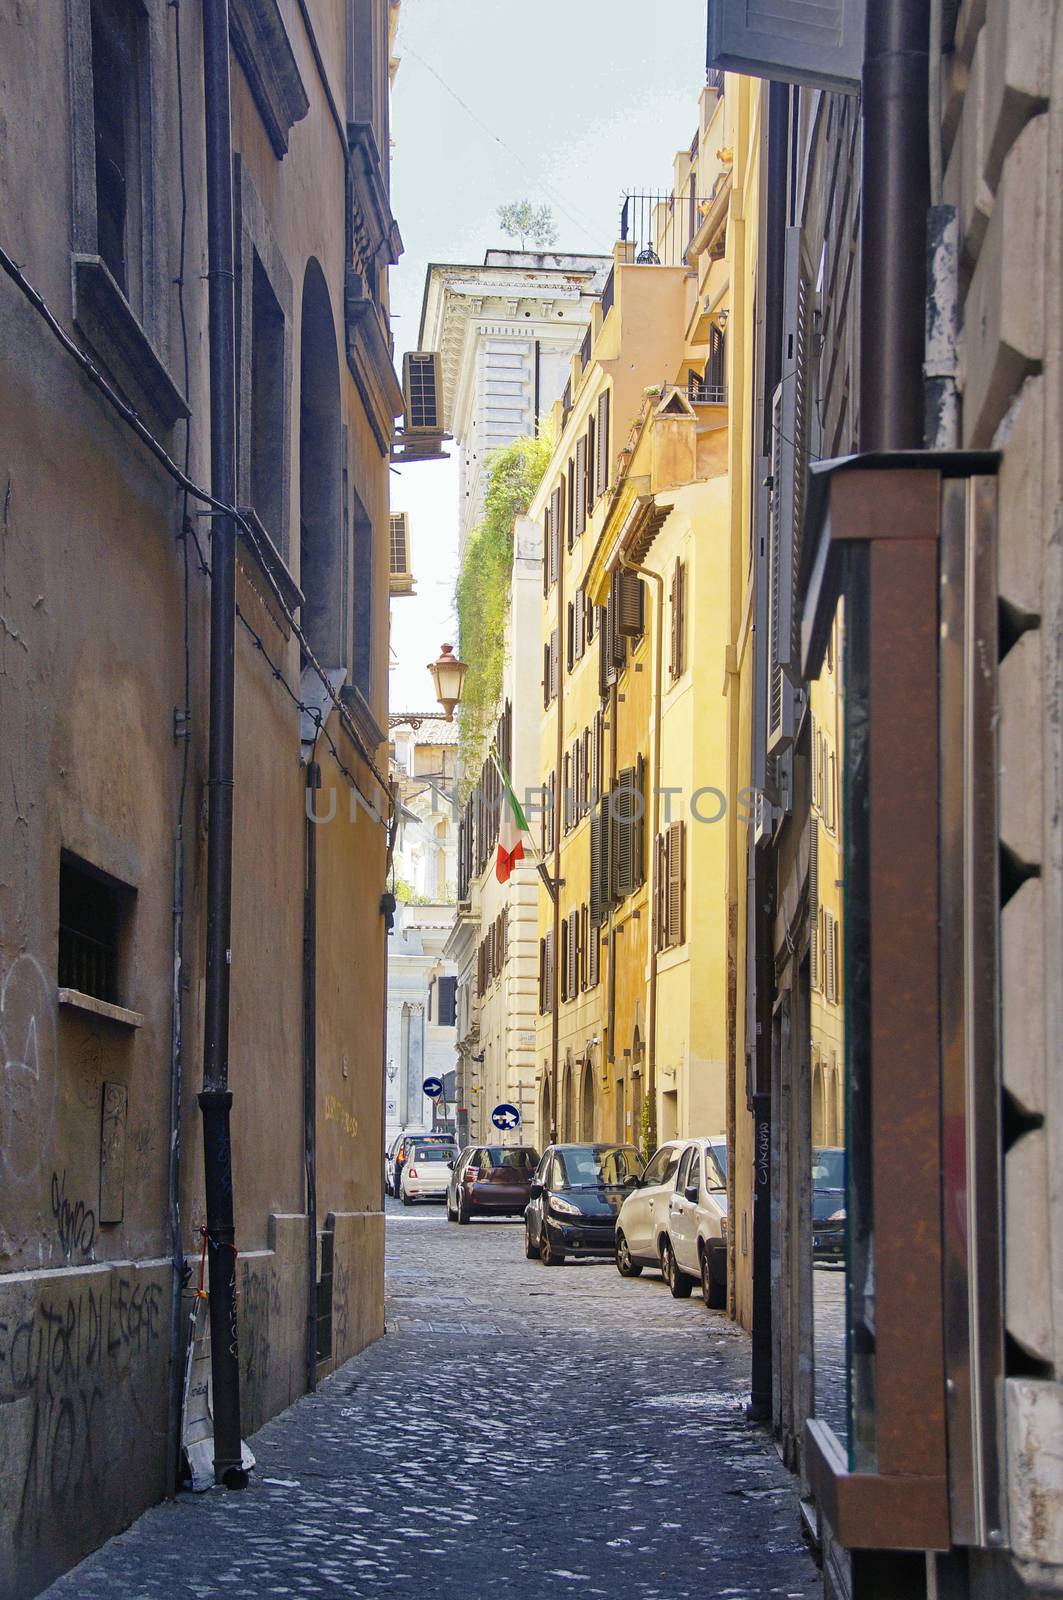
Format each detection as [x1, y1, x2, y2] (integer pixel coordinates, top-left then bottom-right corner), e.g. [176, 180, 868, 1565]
[812, 1146, 846, 1262]
[524, 1144, 643, 1266]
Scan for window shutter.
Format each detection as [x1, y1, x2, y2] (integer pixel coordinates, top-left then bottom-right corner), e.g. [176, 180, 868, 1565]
[590, 805, 604, 927]
[568, 909, 579, 1001]
[543, 497, 551, 595]
[566, 601, 575, 673]
[666, 821, 685, 946]
[574, 434, 587, 537]
[587, 600, 596, 646]
[676, 559, 685, 676]
[595, 389, 610, 499]
[538, 937, 546, 1013]
[588, 919, 600, 988]
[828, 750, 836, 832]
[766, 385, 794, 754]
[580, 904, 589, 991]
[809, 819, 820, 990]
[832, 914, 840, 1004]
[586, 413, 596, 511]
[560, 915, 569, 1002]
[653, 832, 665, 948]
[543, 641, 550, 710]
[614, 766, 637, 899]
[581, 727, 591, 817]
[617, 568, 643, 637]
[550, 628, 559, 702]
[563, 750, 572, 831]
[778, 225, 812, 678]
[592, 710, 603, 804]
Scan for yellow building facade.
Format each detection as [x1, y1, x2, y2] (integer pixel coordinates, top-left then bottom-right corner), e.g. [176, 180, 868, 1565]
[533, 75, 761, 1178]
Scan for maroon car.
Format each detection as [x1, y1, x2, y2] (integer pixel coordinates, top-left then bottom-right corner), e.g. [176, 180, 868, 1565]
[446, 1144, 540, 1223]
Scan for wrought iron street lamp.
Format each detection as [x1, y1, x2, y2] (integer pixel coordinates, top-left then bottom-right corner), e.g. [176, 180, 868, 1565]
[427, 642, 468, 721]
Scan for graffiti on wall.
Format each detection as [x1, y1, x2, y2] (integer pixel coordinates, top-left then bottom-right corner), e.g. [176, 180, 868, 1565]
[0, 1272, 163, 1538]
[50, 1169, 97, 1261]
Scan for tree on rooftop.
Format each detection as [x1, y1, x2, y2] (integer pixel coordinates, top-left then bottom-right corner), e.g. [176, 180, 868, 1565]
[497, 200, 558, 251]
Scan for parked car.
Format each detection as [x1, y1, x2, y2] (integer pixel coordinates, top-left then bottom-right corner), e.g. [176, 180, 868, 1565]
[387, 1131, 451, 1198]
[615, 1136, 729, 1306]
[524, 1144, 643, 1265]
[446, 1144, 540, 1223]
[812, 1146, 845, 1263]
[399, 1141, 459, 1205]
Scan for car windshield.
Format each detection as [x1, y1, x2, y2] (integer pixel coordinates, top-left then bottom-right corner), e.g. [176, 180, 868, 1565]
[812, 1148, 845, 1188]
[413, 1145, 455, 1163]
[706, 1142, 727, 1189]
[484, 1147, 537, 1168]
[558, 1146, 641, 1189]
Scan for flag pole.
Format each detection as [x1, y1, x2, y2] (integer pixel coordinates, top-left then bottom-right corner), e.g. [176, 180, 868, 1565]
[487, 744, 558, 905]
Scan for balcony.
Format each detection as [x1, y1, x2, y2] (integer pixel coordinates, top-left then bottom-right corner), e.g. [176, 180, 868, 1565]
[619, 191, 714, 269]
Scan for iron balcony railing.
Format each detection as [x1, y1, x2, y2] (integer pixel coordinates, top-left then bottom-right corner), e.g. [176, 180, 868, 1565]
[620, 191, 712, 265]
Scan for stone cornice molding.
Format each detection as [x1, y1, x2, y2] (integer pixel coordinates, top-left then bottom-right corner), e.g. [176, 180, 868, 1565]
[229, 0, 310, 158]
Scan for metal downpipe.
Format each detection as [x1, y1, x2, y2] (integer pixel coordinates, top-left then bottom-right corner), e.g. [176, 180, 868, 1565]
[198, 0, 246, 1489]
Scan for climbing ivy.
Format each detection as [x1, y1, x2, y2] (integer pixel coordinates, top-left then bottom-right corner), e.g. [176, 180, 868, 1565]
[455, 429, 553, 792]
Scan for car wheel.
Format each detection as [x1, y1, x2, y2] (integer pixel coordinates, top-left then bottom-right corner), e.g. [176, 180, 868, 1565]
[539, 1225, 565, 1266]
[445, 1193, 456, 1221]
[661, 1237, 693, 1298]
[457, 1192, 471, 1225]
[401, 1189, 411, 1207]
[700, 1243, 727, 1309]
[615, 1230, 643, 1278]
[524, 1222, 538, 1260]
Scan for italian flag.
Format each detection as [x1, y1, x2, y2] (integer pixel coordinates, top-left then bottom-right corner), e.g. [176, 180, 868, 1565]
[496, 772, 529, 883]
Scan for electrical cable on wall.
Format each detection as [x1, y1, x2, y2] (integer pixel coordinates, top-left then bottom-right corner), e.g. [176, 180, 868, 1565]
[0, 241, 395, 825]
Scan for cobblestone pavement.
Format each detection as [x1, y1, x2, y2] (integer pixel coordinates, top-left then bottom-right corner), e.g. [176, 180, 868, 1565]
[46, 1200, 822, 1599]
[813, 1266, 847, 1441]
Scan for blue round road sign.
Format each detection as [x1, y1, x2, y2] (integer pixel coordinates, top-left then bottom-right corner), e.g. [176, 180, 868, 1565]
[422, 1076, 444, 1100]
[491, 1103, 521, 1131]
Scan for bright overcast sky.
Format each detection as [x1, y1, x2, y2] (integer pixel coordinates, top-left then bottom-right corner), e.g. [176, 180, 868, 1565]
[387, 0, 709, 712]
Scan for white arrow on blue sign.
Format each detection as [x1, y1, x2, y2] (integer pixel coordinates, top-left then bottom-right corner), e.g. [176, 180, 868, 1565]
[491, 1103, 521, 1131]
[422, 1077, 444, 1100]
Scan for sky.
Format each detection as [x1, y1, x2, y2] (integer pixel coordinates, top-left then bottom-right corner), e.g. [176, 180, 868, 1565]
[387, 0, 709, 711]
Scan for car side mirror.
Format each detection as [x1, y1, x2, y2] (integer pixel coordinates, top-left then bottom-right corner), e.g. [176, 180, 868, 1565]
[446, 1159, 454, 1169]
[684, 1183, 698, 1203]
[629, 1175, 642, 1188]
[528, 1180, 544, 1200]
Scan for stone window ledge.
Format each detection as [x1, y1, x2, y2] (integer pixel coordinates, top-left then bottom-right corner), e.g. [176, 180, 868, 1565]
[58, 988, 144, 1029]
[72, 254, 189, 432]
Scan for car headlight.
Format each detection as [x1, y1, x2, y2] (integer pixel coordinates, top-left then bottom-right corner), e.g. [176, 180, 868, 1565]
[549, 1196, 581, 1217]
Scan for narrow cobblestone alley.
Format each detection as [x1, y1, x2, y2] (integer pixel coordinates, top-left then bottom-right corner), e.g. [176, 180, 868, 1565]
[44, 1202, 821, 1599]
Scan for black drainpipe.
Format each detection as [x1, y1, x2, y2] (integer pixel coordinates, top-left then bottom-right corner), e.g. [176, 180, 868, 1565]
[860, 0, 930, 450]
[304, 760, 320, 1393]
[198, 0, 246, 1489]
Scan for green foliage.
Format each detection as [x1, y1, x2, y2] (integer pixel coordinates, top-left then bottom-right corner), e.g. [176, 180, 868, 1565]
[394, 878, 436, 906]
[455, 431, 553, 791]
[497, 200, 559, 251]
[640, 1098, 653, 1162]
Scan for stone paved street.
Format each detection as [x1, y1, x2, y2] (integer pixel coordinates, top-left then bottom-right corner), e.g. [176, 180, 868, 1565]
[45, 1201, 821, 1599]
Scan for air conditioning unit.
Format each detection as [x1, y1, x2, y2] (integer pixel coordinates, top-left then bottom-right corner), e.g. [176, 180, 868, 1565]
[389, 512, 415, 597]
[401, 351, 444, 434]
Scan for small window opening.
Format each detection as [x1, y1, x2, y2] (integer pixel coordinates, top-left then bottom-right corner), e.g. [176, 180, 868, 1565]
[58, 854, 132, 1004]
[90, 0, 144, 307]
[250, 253, 286, 554]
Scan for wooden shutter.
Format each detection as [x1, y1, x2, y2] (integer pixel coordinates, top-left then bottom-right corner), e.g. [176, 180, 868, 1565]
[586, 414, 596, 511]
[549, 628, 559, 702]
[581, 727, 591, 817]
[614, 766, 637, 899]
[591, 709, 603, 804]
[543, 496, 551, 595]
[574, 434, 587, 537]
[567, 910, 580, 1001]
[589, 806, 602, 926]
[832, 914, 840, 1004]
[588, 918, 600, 987]
[566, 601, 575, 673]
[560, 915, 569, 1002]
[810, 819, 820, 990]
[595, 389, 610, 498]
[635, 753, 646, 888]
[543, 641, 550, 709]
[617, 568, 643, 638]
[538, 937, 546, 1013]
[563, 750, 572, 831]
[670, 558, 685, 677]
[579, 904, 588, 990]
[665, 821, 685, 946]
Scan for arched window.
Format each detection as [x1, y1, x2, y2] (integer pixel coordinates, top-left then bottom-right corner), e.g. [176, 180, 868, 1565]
[563, 1056, 575, 1141]
[299, 259, 344, 669]
[812, 1062, 825, 1146]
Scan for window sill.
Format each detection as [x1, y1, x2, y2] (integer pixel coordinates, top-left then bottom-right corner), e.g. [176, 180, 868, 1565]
[58, 988, 144, 1029]
[236, 505, 303, 625]
[72, 255, 189, 432]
